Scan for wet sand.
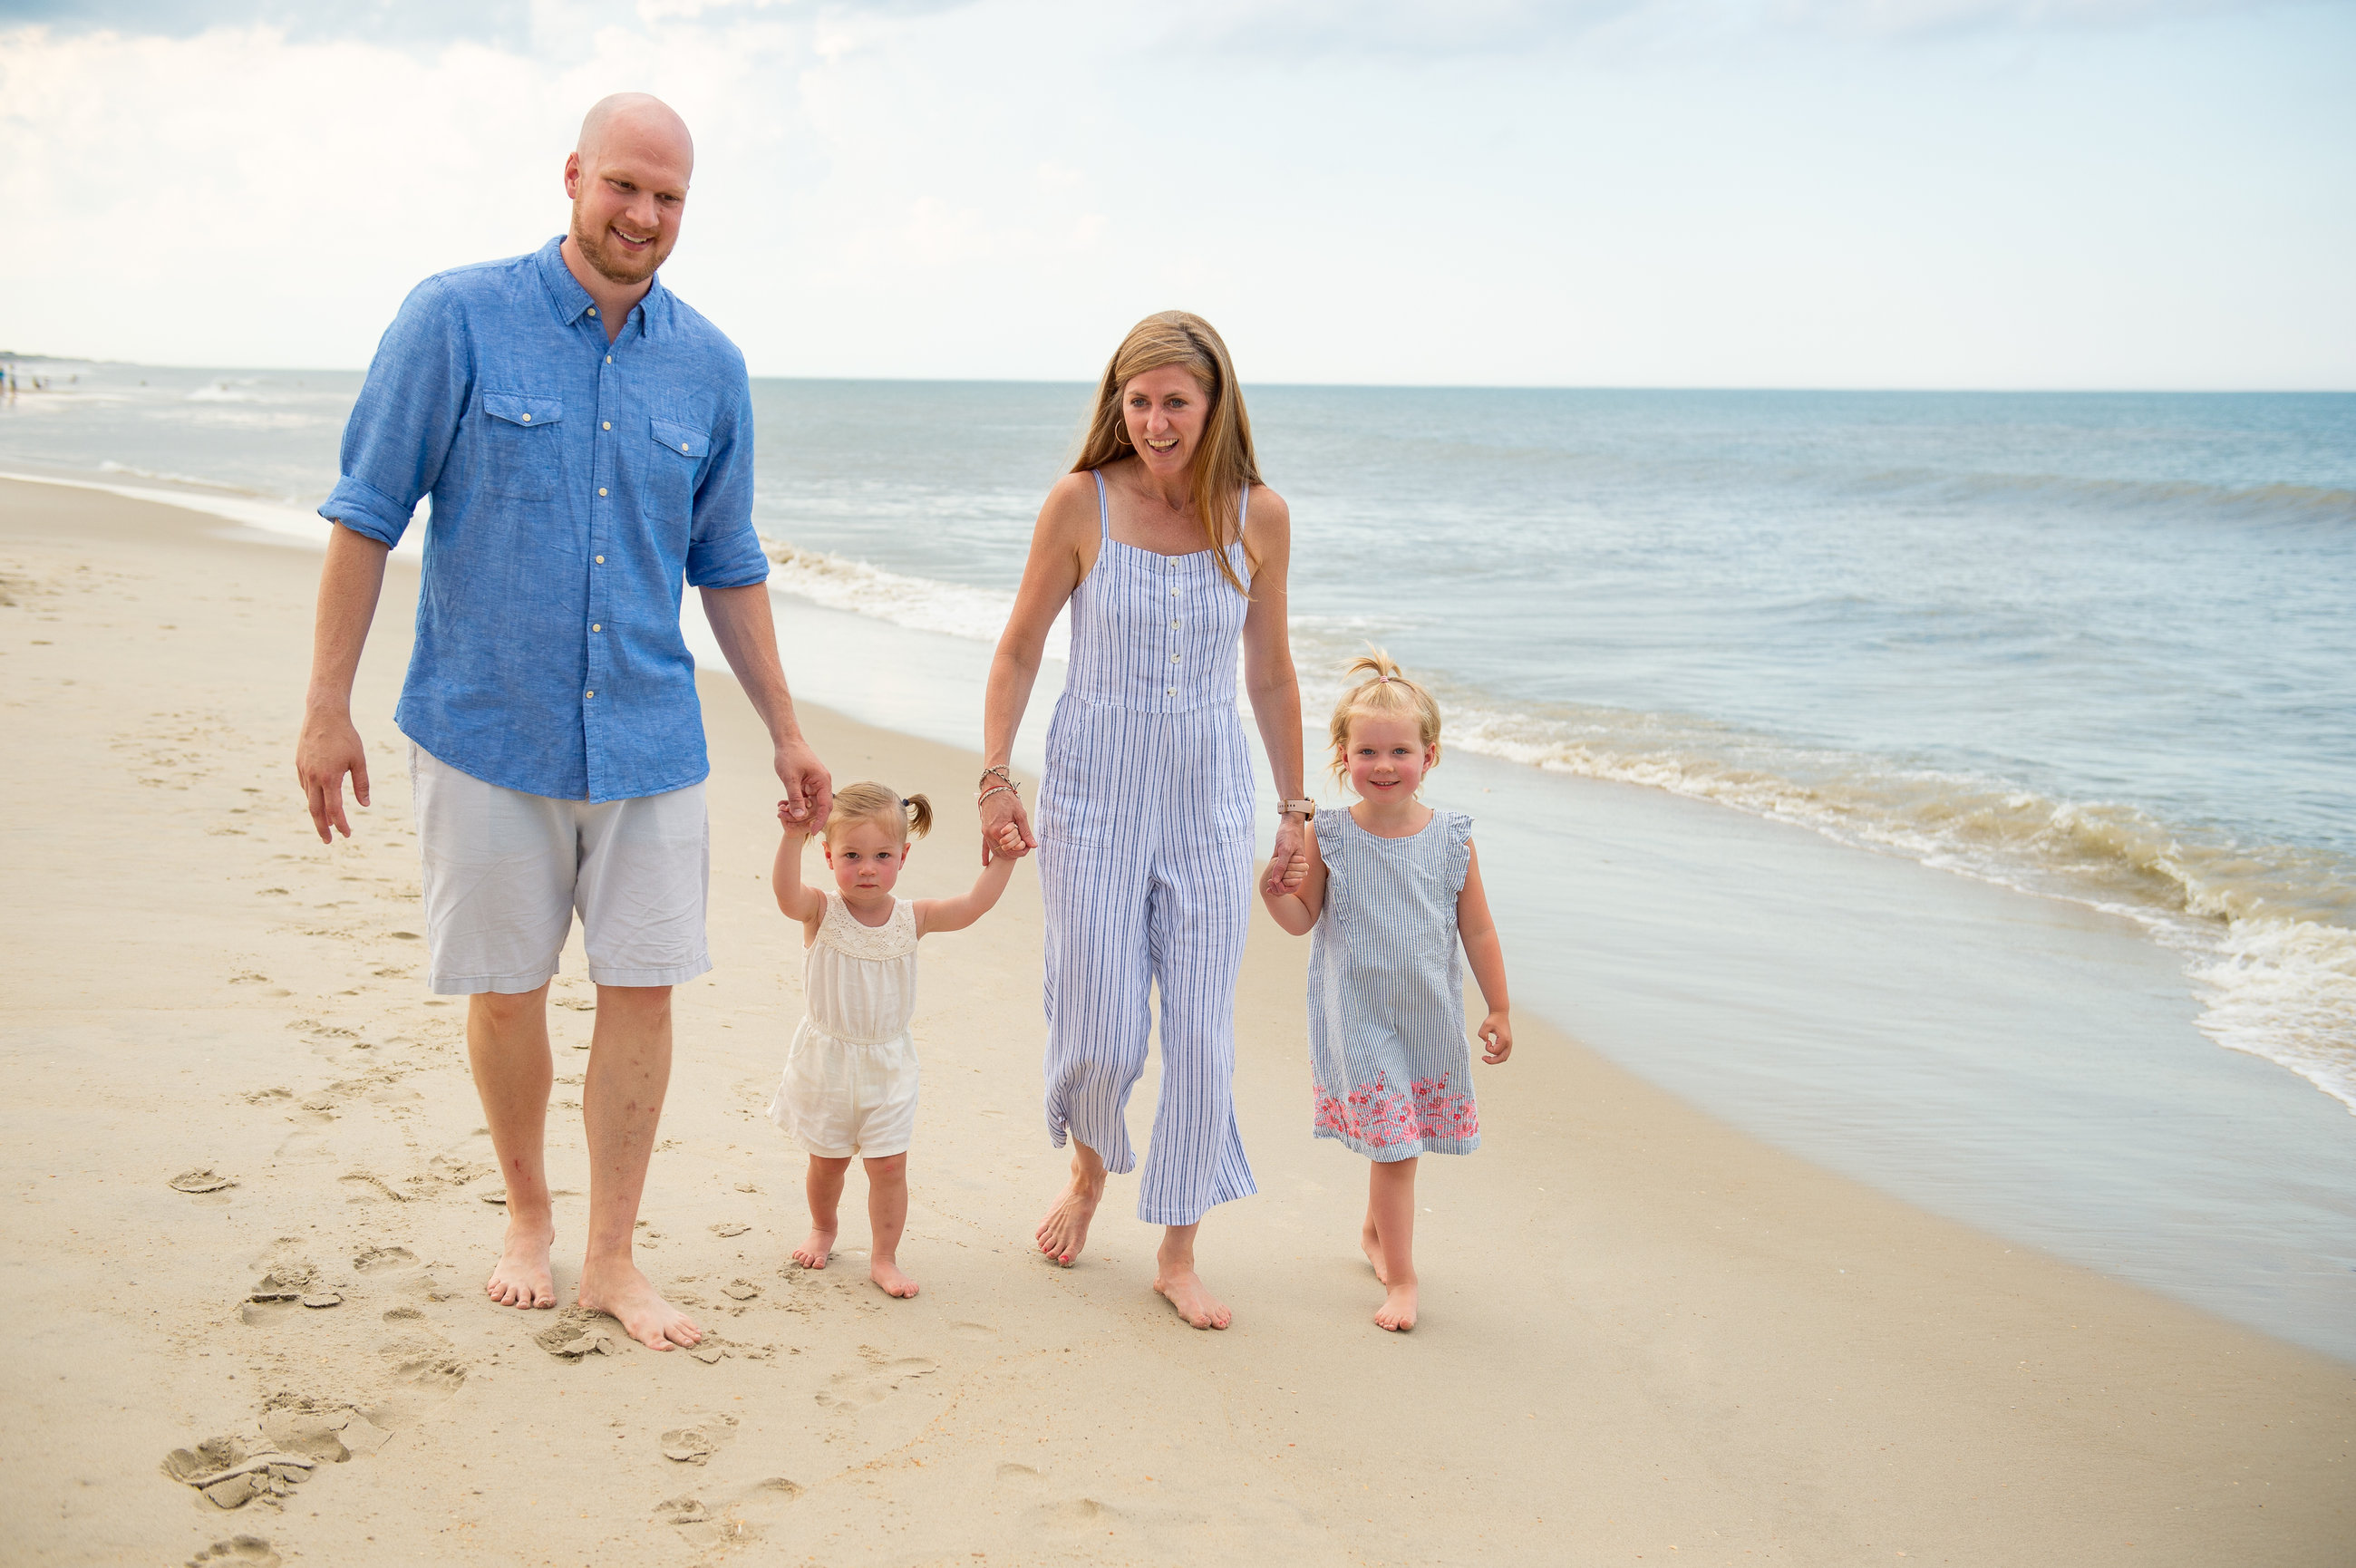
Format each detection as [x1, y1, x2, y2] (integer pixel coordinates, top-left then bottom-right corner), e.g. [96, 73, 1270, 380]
[1, 475, 2349, 1566]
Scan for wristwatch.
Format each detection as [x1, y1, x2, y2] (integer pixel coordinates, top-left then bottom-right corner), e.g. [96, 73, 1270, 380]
[1276, 799, 1317, 820]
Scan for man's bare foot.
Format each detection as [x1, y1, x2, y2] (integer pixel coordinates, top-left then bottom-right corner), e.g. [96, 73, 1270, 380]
[577, 1259, 701, 1350]
[1361, 1217, 1389, 1284]
[1153, 1264, 1232, 1330]
[1035, 1176, 1101, 1267]
[791, 1228, 836, 1270]
[484, 1218, 556, 1309]
[870, 1258, 919, 1299]
[1374, 1280, 1419, 1332]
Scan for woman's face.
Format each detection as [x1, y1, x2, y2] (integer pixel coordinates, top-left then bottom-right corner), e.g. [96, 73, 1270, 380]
[1121, 364, 1211, 479]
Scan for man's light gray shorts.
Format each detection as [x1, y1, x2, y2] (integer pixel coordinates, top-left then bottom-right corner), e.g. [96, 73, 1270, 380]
[410, 743, 712, 996]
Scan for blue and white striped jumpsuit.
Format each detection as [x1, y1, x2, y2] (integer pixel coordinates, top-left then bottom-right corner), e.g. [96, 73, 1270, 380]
[1034, 470, 1259, 1227]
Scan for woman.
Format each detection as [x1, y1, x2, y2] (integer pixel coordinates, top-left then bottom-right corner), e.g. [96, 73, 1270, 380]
[979, 311, 1309, 1330]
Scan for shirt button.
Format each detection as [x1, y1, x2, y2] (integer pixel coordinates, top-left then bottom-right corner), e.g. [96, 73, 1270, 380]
[584, 690, 595, 700]
[591, 623, 601, 633]
[606, 355, 613, 364]
[519, 412, 531, 422]
[597, 487, 607, 497]
[595, 555, 605, 564]
[587, 306, 598, 317]
[602, 421, 611, 431]
[680, 441, 690, 452]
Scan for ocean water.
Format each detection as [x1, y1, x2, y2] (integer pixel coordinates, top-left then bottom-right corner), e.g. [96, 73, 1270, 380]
[5, 359, 2353, 1355]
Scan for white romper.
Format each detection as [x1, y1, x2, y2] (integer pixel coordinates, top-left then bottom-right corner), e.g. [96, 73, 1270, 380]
[767, 893, 921, 1159]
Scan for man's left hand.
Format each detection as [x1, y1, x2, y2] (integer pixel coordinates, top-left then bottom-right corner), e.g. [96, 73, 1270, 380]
[775, 735, 832, 828]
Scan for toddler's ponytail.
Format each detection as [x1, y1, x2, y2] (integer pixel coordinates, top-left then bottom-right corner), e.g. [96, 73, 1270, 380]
[824, 780, 933, 844]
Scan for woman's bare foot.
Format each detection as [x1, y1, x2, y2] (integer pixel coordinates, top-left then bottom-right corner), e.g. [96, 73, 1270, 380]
[1374, 1280, 1419, 1332]
[1361, 1215, 1389, 1284]
[869, 1258, 919, 1299]
[1153, 1263, 1233, 1330]
[577, 1259, 701, 1350]
[484, 1218, 556, 1309]
[791, 1228, 836, 1270]
[1035, 1149, 1105, 1266]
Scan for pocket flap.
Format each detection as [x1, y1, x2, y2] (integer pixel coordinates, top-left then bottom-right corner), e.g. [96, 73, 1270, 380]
[651, 418, 709, 460]
[482, 391, 562, 427]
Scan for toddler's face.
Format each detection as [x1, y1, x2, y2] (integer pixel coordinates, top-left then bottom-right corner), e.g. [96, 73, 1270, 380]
[824, 818, 909, 897]
[1343, 714, 1436, 803]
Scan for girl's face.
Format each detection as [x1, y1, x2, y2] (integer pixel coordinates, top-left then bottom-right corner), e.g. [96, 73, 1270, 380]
[823, 817, 909, 896]
[1343, 713, 1437, 803]
[1121, 365, 1210, 478]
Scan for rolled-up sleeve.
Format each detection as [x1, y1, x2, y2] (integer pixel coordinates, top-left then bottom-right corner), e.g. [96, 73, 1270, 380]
[682, 357, 767, 589]
[321, 278, 470, 547]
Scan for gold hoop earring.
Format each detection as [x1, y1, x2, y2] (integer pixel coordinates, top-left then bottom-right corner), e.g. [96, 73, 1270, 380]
[1113, 421, 1132, 447]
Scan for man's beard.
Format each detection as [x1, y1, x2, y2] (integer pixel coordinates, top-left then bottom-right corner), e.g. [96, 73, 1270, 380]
[571, 203, 672, 286]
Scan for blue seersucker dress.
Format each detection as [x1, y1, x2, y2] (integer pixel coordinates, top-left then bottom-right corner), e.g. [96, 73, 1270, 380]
[1306, 807, 1481, 1161]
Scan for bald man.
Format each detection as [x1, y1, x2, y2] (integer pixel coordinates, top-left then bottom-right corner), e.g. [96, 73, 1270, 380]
[296, 94, 831, 1350]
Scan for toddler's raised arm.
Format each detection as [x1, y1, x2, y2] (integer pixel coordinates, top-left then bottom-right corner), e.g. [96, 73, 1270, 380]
[773, 803, 827, 927]
[1260, 823, 1326, 936]
[915, 846, 1018, 938]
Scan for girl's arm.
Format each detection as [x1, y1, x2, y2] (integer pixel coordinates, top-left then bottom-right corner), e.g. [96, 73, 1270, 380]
[1260, 820, 1327, 936]
[772, 806, 827, 934]
[1239, 486, 1309, 896]
[979, 474, 1096, 863]
[1457, 841, 1512, 1063]
[915, 851, 1018, 938]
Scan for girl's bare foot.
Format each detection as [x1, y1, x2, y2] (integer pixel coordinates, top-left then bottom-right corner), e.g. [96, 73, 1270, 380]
[791, 1228, 836, 1270]
[1374, 1280, 1419, 1331]
[1360, 1215, 1389, 1284]
[484, 1218, 556, 1309]
[577, 1259, 701, 1350]
[869, 1258, 919, 1298]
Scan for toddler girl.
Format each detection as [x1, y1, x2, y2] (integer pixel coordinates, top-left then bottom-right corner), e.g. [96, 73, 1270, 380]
[1261, 653, 1512, 1331]
[770, 780, 1015, 1298]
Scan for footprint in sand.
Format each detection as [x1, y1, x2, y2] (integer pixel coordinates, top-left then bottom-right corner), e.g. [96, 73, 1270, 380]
[659, 1412, 739, 1465]
[533, 1306, 617, 1360]
[352, 1245, 414, 1272]
[811, 1355, 937, 1412]
[952, 1321, 998, 1342]
[378, 1328, 466, 1389]
[1032, 1496, 1120, 1530]
[161, 1437, 316, 1510]
[171, 1168, 237, 1195]
[187, 1535, 280, 1567]
[261, 1397, 393, 1463]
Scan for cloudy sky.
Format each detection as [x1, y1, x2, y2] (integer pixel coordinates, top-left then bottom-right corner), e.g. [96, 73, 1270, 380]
[3, 0, 2350, 387]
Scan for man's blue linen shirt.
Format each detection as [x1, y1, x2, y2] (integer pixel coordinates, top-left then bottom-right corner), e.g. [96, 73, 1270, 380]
[321, 237, 767, 804]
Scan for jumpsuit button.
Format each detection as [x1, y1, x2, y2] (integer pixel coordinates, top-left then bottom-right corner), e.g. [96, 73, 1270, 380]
[1169, 652, 1181, 663]
[1169, 619, 1180, 629]
[1166, 687, 1176, 696]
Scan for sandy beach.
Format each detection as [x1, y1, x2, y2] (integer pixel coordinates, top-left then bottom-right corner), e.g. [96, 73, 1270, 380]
[2, 473, 2350, 1566]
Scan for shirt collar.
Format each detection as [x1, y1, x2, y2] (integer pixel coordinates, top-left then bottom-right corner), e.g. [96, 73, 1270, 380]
[534, 234, 668, 343]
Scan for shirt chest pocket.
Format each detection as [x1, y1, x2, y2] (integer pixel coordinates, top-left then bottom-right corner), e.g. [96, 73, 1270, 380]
[646, 417, 710, 519]
[480, 392, 563, 501]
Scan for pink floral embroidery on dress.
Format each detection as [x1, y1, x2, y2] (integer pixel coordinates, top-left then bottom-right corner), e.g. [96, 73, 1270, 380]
[1313, 1071, 1479, 1148]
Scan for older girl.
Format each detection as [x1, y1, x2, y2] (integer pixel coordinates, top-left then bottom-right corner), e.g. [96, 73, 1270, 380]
[979, 312, 1310, 1331]
[1261, 653, 1513, 1331]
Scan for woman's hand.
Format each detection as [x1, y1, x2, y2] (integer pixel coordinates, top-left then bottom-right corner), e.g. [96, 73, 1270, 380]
[980, 783, 1035, 865]
[1262, 815, 1307, 895]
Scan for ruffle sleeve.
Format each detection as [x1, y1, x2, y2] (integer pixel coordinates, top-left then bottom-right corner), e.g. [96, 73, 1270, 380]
[1443, 810, 1474, 896]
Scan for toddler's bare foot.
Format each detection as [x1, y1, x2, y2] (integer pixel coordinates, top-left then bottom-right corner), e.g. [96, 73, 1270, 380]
[577, 1259, 701, 1350]
[1035, 1176, 1101, 1267]
[869, 1258, 919, 1299]
[1361, 1217, 1389, 1284]
[791, 1228, 836, 1270]
[1152, 1264, 1232, 1330]
[485, 1217, 556, 1309]
[1374, 1280, 1419, 1332]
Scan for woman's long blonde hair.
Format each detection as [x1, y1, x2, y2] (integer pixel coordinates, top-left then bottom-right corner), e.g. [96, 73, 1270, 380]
[1071, 310, 1262, 595]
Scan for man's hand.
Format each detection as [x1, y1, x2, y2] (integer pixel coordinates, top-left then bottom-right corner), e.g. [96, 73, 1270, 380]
[297, 709, 372, 842]
[1262, 816, 1307, 895]
[774, 734, 832, 828]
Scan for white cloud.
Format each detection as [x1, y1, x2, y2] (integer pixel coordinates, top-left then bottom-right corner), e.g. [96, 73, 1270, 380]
[3, 0, 2350, 386]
